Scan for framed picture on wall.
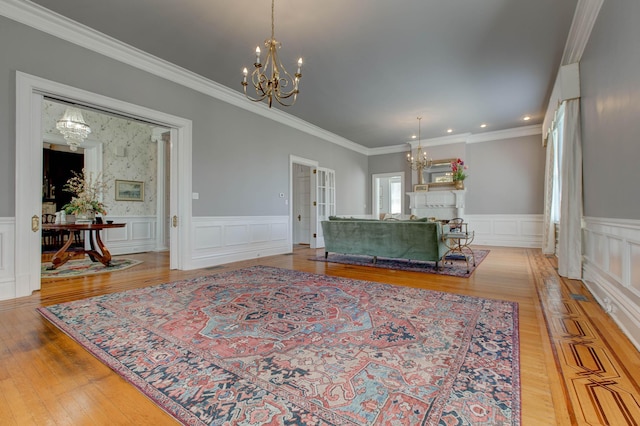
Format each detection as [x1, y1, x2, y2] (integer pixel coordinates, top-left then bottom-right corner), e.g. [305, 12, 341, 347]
[413, 184, 429, 192]
[115, 180, 144, 201]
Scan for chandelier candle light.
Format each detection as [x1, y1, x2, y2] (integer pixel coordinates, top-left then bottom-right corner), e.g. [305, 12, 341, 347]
[407, 117, 432, 185]
[242, 0, 302, 108]
[56, 106, 91, 151]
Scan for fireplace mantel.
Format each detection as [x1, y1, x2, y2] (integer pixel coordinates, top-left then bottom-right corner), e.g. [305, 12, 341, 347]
[408, 190, 466, 220]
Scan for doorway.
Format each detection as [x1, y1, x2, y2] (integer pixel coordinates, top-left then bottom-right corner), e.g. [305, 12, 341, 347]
[292, 163, 311, 245]
[41, 99, 171, 259]
[14, 72, 193, 299]
[372, 172, 405, 219]
[290, 156, 318, 249]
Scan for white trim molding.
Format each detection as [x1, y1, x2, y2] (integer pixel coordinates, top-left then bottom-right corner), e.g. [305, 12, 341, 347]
[190, 216, 291, 269]
[582, 217, 640, 351]
[0, 218, 16, 301]
[465, 214, 543, 248]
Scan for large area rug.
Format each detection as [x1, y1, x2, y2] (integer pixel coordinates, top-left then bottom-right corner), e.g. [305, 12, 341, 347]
[41, 257, 142, 278]
[38, 266, 520, 425]
[312, 249, 489, 278]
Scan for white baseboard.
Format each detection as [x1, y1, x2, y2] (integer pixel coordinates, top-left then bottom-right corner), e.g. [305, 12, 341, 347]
[0, 218, 16, 301]
[583, 217, 640, 351]
[463, 214, 542, 248]
[190, 216, 291, 269]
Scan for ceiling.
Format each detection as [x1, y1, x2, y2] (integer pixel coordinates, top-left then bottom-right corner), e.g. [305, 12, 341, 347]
[28, 0, 579, 149]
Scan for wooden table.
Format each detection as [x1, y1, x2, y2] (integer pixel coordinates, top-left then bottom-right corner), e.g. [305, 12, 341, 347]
[42, 223, 126, 269]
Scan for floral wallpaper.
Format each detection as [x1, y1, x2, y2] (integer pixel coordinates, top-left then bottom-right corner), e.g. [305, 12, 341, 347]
[42, 100, 157, 216]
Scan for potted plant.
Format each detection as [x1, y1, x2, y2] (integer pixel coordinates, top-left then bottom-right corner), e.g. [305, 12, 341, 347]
[451, 158, 468, 189]
[62, 168, 108, 222]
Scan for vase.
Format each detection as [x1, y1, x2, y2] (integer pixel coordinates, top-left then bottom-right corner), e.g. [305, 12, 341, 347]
[454, 180, 465, 190]
[75, 210, 95, 223]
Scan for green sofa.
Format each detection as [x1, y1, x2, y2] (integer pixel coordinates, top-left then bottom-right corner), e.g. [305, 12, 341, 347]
[321, 217, 449, 267]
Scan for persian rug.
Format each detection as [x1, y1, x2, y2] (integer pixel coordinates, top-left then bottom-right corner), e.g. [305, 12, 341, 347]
[312, 249, 489, 278]
[38, 266, 520, 425]
[41, 257, 142, 278]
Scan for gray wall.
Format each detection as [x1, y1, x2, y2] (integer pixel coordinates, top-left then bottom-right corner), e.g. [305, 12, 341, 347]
[466, 135, 544, 214]
[368, 135, 544, 216]
[0, 16, 367, 218]
[580, 0, 640, 220]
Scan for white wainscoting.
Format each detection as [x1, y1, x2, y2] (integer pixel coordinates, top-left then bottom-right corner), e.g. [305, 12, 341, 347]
[0, 218, 16, 301]
[464, 214, 543, 248]
[101, 215, 159, 255]
[583, 217, 640, 351]
[191, 216, 291, 269]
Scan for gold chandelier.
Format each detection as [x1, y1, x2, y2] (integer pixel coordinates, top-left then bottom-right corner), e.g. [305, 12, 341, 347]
[242, 0, 302, 108]
[406, 117, 432, 185]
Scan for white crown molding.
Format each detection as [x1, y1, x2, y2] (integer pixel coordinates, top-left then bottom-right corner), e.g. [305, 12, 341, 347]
[367, 144, 412, 156]
[466, 124, 542, 144]
[0, 0, 369, 155]
[370, 125, 542, 156]
[422, 133, 472, 147]
[561, 0, 605, 65]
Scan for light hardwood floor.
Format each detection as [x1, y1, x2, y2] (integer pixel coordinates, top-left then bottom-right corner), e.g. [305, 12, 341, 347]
[1, 246, 638, 425]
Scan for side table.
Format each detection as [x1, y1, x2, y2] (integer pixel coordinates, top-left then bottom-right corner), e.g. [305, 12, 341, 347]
[441, 223, 476, 273]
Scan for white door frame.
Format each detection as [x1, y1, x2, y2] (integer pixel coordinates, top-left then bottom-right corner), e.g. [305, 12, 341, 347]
[14, 71, 193, 298]
[372, 171, 405, 218]
[289, 155, 318, 249]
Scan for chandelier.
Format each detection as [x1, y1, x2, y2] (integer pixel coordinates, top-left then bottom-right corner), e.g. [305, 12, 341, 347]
[56, 106, 91, 151]
[406, 117, 432, 185]
[242, 0, 302, 108]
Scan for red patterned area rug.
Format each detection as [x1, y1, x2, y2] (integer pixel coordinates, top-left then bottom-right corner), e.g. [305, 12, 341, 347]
[41, 257, 142, 279]
[312, 249, 489, 278]
[38, 266, 520, 425]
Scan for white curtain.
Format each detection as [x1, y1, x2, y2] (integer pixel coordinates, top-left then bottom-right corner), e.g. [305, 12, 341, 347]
[557, 99, 583, 279]
[542, 129, 556, 255]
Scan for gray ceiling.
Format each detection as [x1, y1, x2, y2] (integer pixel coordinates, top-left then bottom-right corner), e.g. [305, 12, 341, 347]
[29, 0, 578, 149]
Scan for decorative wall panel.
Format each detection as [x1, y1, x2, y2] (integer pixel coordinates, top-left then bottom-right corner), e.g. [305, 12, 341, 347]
[101, 216, 158, 255]
[464, 214, 543, 248]
[583, 217, 640, 351]
[0, 218, 15, 301]
[191, 216, 290, 269]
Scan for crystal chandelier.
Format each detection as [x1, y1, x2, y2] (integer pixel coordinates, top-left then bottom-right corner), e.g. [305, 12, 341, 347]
[56, 107, 91, 151]
[242, 0, 302, 108]
[406, 117, 432, 185]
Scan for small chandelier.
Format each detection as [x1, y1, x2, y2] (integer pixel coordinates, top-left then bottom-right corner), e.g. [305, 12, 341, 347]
[56, 107, 91, 151]
[242, 0, 302, 108]
[406, 117, 432, 185]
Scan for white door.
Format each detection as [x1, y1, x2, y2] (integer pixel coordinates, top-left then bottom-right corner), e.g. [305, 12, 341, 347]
[293, 164, 311, 244]
[315, 167, 335, 248]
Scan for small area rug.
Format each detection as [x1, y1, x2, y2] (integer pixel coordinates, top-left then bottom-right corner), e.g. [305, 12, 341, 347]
[41, 257, 142, 278]
[38, 265, 520, 425]
[312, 249, 489, 277]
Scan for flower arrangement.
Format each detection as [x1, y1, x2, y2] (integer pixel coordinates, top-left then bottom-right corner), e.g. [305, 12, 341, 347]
[62, 168, 108, 216]
[451, 158, 468, 181]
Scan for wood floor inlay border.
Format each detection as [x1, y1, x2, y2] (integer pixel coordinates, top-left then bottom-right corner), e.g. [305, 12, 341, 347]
[530, 250, 640, 425]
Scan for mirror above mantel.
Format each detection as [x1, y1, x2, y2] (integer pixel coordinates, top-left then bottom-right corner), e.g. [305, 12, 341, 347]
[427, 158, 456, 184]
